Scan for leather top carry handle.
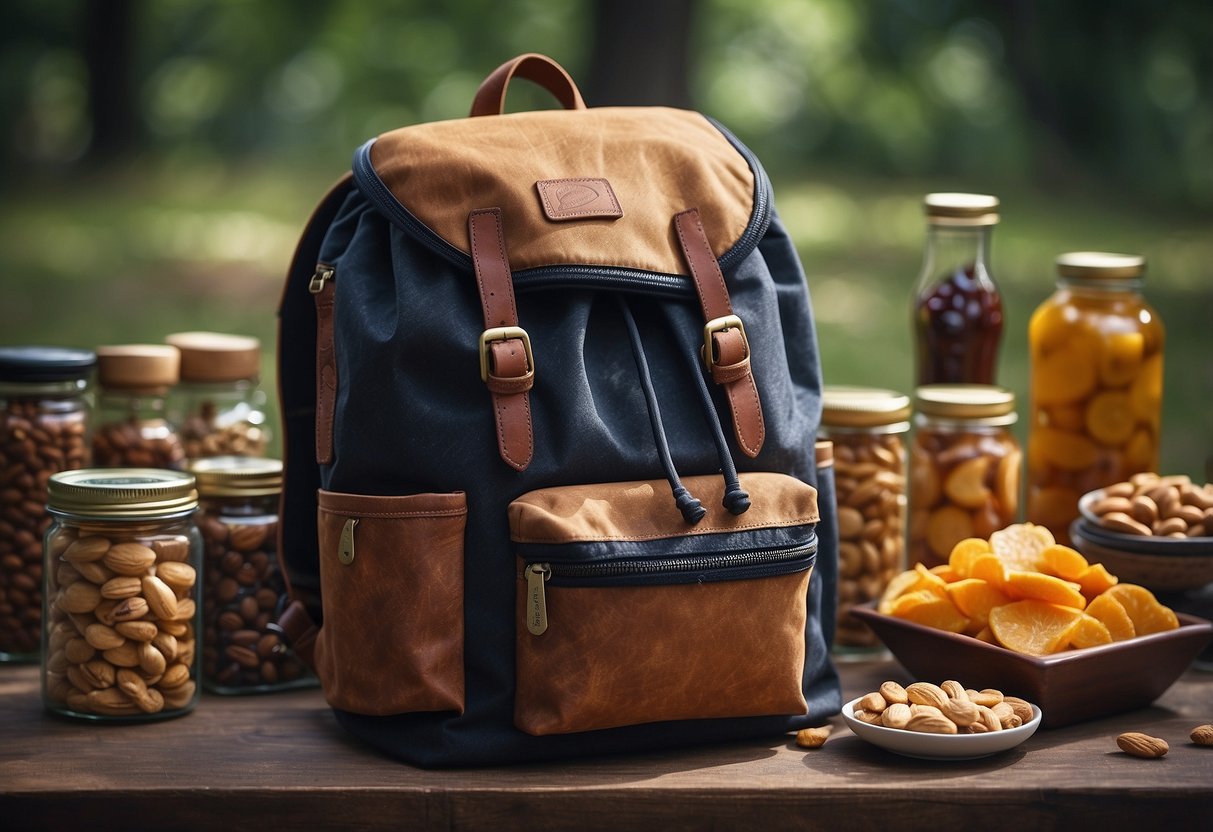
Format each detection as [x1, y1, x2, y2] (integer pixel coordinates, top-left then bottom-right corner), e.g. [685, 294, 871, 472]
[470, 53, 587, 117]
[469, 208, 535, 471]
[674, 208, 766, 458]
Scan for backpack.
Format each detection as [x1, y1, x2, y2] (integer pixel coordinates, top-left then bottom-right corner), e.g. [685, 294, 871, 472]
[276, 53, 841, 766]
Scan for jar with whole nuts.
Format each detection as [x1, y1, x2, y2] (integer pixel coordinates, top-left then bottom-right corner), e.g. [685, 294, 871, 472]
[909, 385, 1021, 569]
[0, 347, 96, 662]
[190, 456, 313, 693]
[166, 332, 270, 461]
[42, 469, 201, 720]
[819, 386, 910, 657]
[92, 345, 186, 470]
[1026, 252, 1164, 545]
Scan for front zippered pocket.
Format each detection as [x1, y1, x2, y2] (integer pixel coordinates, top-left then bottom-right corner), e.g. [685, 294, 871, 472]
[509, 472, 819, 736]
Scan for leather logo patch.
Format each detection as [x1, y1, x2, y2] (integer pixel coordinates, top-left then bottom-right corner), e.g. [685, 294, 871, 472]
[535, 178, 623, 221]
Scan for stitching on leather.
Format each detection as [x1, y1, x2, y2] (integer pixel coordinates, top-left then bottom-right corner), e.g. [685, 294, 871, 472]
[320, 509, 468, 519]
[537, 178, 623, 218]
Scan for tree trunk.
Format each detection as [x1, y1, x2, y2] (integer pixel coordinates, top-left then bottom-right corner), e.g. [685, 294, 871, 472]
[83, 0, 139, 160]
[587, 0, 697, 108]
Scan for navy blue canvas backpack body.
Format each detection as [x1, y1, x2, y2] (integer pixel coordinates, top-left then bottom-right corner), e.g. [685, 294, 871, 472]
[276, 53, 841, 766]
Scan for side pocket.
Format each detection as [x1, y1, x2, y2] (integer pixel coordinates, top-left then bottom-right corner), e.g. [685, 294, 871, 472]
[313, 489, 466, 716]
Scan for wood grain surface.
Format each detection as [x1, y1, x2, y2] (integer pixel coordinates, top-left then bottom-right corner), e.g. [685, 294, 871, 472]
[2, 661, 1212, 830]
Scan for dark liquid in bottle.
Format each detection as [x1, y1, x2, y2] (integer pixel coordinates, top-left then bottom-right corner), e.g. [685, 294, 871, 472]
[914, 264, 1003, 385]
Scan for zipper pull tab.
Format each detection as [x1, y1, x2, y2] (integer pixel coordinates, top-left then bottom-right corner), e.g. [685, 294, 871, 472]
[309, 264, 334, 294]
[338, 518, 358, 565]
[525, 563, 551, 635]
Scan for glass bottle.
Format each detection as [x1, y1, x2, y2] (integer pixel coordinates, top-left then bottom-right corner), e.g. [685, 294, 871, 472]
[190, 456, 313, 693]
[92, 345, 186, 470]
[0, 346, 95, 662]
[912, 193, 1004, 386]
[818, 386, 910, 658]
[1026, 252, 1164, 544]
[166, 332, 270, 461]
[908, 385, 1021, 569]
[42, 469, 201, 721]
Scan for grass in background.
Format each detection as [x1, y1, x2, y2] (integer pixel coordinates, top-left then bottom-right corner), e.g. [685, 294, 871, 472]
[1, 159, 1209, 478]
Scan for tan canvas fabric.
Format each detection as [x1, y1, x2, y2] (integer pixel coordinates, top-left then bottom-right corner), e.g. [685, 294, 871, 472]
[370, 107, 756, 275]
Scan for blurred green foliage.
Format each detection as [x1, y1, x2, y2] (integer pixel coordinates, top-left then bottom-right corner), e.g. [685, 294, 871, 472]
[0, 0, 1209, 477]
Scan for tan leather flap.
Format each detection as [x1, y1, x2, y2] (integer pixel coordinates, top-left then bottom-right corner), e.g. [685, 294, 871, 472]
[369, 107, 756, 275]
[509, 472, 818, 544]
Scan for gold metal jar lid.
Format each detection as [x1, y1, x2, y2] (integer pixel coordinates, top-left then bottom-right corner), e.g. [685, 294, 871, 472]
[924, 193, 1000, 227]
[821, 385, 912, 429]
[166, 331, 261, 383]
[96, 344, 180, 390]
[914, 384, 1017, 424]
[189, 456, 282, 497]
[47, 469, 198, 519]
[1056, 251, 1145, 280]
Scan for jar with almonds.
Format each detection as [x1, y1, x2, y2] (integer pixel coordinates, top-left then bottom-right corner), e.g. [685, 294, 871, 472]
[190, 456, 313, 693]
[1026, 252, 1164, 544]
[818, 386, 910, 656]
[0, 347, 95, 662]
[909, 385, 1021, 569]
[41, 469, 202, 720]
[166, 332, 270, 461]
[92, 345, 186, 470]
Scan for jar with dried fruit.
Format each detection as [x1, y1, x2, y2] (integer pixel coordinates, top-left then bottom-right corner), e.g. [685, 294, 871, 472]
[909, 385, 1021, 569]
[42, 469, 201, 721]
[1026, 252, 1164, 544]
[818, 386, 910, 657]
[166, 332, 270, 461]
[911, 193, 1004, 386]
[0, 347, 96, 662]
[92, 345, 186, 470]
[190, 456, 313, 693]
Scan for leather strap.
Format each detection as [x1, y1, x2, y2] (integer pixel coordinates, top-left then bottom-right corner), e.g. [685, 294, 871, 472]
[314, 267, 337, 465]
[470, 53, 587, 118]
[277, 600, 318, 671]
[469, 208, 534, 471]
[673, 208, 765, 458]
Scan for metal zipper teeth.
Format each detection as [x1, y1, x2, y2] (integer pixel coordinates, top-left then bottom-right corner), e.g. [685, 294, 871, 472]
[706, 117, 773, 272]
[542, 543, 815, 581]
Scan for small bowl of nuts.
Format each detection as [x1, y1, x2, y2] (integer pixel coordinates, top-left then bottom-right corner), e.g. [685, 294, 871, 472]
[842, 679, 1041, 760]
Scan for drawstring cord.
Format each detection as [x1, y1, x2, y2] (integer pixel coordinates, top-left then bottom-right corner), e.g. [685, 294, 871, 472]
[617, 297, 706, 524]
[662, 306, 751, 515]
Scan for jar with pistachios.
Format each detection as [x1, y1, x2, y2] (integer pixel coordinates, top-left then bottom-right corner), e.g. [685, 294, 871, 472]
[909, 384, 1021, 569]
[166, 332, 269, 461]
[191, 456, 312, 693]
[42, 469, 201, 721]
[92, 345, 186, 470]
[819, 386, 910, 657]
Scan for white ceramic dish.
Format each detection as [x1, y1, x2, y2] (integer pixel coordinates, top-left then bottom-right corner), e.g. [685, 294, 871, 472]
[841, 697, 1042, 760]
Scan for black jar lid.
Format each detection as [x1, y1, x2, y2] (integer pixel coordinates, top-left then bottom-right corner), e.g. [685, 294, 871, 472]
[0, 346, 97, 383]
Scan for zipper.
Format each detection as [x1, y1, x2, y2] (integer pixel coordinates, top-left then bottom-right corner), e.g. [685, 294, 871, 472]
[524, 541, 815, 637]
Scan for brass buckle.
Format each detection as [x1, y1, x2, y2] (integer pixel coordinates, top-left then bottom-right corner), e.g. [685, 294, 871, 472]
[702, 315, 748, 371]
[479, 326, 534, 383]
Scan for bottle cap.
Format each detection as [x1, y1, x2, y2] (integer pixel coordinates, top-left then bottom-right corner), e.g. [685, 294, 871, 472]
[915, 384, 1017, 425]
[1056, 251, 1145, 280]
[48, 469, 198, 519]
[924, 193, 1000, 226]
[165, 332, 261, 383]
[822, 386, 912, 429]
[96, 345, 180, 391]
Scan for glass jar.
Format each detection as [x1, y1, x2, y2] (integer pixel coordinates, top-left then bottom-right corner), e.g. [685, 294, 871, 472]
[819, 386, 910, 657]
[93, 345, 186, 470]
[42, 469, 201, 721]
[908, 385, 1021, 568]
[912, 193, 1004, 386]
[0, 346, 96, 662]
[191, 456, 313, 693]
[166, 332, 270, 461]
[1027, 252, 1164, 545]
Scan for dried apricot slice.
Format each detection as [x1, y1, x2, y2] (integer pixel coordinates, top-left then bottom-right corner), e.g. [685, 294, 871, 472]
[988, 599, 1084, 656]
[1129, 354, 1163, 424]
[1069, 614, 1113, 649]
[944, 456, 993, 509]
[929, 564, 963, 583]
[945, 578, 1011, 631]
[926, 505, 974, 562]
[995, 448, 1021, 514]
[1104, 584, 1179, 635]
[948, 537, 992, 578]
[1030, 427, 1101, 471]
[1038, 544, 1089, 581]
[1085, 390, 1136, 446]
[989, 522, 1055, 571]
[969, 553, 1008, 588]
[1085, 592, 1136, 641]
[878, 569, 922, 614]
[1097, 331, 1144, 387]
[890, 591, 970, 634]
[1033, 344, 1098, 406]
[1076, 562, 1118, 600]
[910, 444, 941, 509]
[1004, 571, 1087, 610]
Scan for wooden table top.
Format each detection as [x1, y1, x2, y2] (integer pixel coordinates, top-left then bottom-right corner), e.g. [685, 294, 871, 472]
[2, 660, 1212, 831]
